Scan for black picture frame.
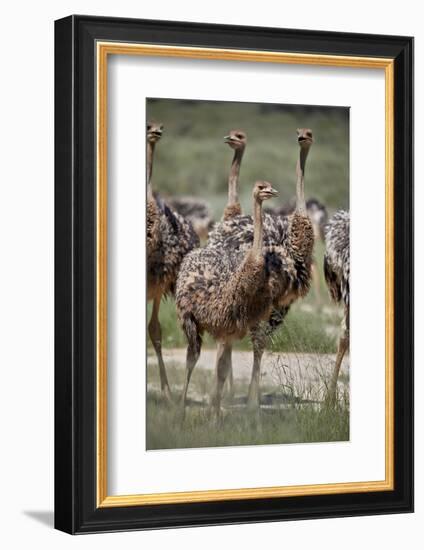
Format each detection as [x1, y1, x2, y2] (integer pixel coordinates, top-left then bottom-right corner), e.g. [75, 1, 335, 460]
[55, 14, 414, 534]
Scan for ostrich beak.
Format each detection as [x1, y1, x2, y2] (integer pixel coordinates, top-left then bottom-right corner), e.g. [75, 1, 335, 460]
[262, 187, 278, 198]
[148, 130, 163, 140]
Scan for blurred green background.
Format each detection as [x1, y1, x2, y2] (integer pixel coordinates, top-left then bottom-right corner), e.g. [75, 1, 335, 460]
[147, 98, 349, 217]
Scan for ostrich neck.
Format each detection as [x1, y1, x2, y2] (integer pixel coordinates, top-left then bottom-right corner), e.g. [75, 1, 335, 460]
[228, 148, 244, 206]
[252, 198, 263, 257]
[296, 147, 309, 213]
[146, 141, 155, 201]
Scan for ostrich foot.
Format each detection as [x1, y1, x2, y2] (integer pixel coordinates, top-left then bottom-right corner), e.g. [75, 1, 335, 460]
[211, 408, 224, 427]
[246, 389, 260, 410]
[208, 397, 224, 425]
[246, 379, 261, 410]
[160, 385, 174, 404]
[324, 385, 337, 408]
[224, 382, 235, 402]
[224, 370, 235, 402]
[177, 403, 187, 426]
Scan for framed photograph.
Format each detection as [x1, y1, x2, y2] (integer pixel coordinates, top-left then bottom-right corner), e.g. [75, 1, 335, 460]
[54, 15, 413, 534]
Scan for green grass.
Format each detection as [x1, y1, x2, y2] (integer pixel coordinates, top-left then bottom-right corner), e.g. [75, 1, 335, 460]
[147, 401, 349, 450]
[146, 362, 349, 450]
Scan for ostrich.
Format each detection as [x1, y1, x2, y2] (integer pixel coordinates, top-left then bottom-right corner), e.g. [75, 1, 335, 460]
[176, 181, 279, 419]
[266, 197, 328, 303]
[146, 121, 199, 400]
[166, 195, 213, 241]
[247, 128, 315, 406]
[153, 128, 246, 242]
[266, 198, 328, 242]
[207, 128, 315, 408]
[323, 210, 350, 405]
[221, 128, 247, 395]
[222, 129, 247, 220]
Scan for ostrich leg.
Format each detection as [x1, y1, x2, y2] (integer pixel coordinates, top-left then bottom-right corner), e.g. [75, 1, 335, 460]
[326, 307, 349, 407]
[148, 292, 172, 401]
[211, 341, 232, 421]
[247, 327, 265, 409]
[247, 307, 290, 409]
[225, 350, 235, 399]
[180, 322, 202, 417]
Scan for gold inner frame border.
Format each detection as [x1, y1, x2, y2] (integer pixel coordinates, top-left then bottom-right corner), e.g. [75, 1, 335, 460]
[96, 42, 394, 508]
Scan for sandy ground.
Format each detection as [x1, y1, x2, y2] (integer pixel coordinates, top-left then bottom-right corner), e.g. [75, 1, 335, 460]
[147, 348, 349, 404]
[148, 348, 348, 380]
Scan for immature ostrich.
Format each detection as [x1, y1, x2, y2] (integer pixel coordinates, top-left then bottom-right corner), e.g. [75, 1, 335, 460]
[221, 128, 247, 395]
[146, 121, 199, 400]
[176, 181, 279, 419]
[266, 198, 328, 242]
[246, 128, 315, 406]
[324, 210, 350, 405]
[266, 197, 328, 303]
[207, 129, 315, 408]
[166, 195, 213, 240]
[146, 122, 163, 257]
[222, 129, 247, 220]
[155, 128, 246, 242]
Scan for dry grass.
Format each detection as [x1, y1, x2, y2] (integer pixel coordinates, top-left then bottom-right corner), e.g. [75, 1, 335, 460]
[146, 356, 349, 450]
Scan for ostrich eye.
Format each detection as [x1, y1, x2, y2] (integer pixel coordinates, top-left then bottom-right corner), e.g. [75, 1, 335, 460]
[236, 133, 243, 139]
[306, 131, 312, 137]
[147, 124, 151, 130]
[160, 125, 164, 130]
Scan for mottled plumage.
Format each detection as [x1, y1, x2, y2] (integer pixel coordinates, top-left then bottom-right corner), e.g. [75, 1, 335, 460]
[266, 197, 328, 242]
[207, 212, 292, 375]
[176, 246, 274, 341]
[166, 195, 213, 240]
[323, 210, 350, 306]
[208, 211, 312, 308]
[176, 181, 279, 417]
[147, 199, 199, 299]
[222, 203, 242, 220]
[208, 211, 288, 251]
[147, 199, 160, 258]
[323, 209, 350, 405]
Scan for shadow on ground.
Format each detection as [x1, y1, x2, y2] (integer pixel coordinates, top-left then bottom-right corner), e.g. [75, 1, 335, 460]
[23, 510, 54, 529]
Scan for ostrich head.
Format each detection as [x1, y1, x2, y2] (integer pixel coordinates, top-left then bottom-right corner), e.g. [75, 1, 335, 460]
[253, 181, 278, 203]
[147, 121, 164, 144]
[224, 129, 247, 151]
[297, 128, 313, 148]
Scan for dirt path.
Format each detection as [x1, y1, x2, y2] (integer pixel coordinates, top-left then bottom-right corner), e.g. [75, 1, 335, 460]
[148, 348, 349, 387]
